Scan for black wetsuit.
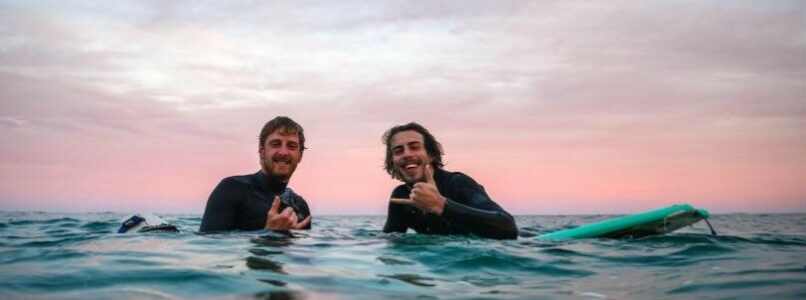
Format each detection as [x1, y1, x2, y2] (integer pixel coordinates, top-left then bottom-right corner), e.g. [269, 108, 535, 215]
[199, 171, 311, 233]
[383, 168, 518, 240]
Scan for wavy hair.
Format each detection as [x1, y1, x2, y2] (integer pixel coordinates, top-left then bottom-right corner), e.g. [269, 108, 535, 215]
[382, 122, 444, 180]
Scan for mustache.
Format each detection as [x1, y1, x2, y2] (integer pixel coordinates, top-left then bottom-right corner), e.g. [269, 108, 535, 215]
[399, 157, 422, 166]
[272, 154, 292, 163]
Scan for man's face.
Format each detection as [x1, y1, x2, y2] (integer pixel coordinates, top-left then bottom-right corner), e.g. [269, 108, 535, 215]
[259, 128, 302, 182]
[391, 130, 432, 185]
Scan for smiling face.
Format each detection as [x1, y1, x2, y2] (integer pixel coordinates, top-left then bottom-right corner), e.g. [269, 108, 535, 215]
[390, 130, 432, 185]
[259, 127, 302, 182]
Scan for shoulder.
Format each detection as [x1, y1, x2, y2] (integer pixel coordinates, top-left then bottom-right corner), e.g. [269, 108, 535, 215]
[440, 170, 481, 188]
[211, 174, 257, 198]
[219, 173, 257, 186]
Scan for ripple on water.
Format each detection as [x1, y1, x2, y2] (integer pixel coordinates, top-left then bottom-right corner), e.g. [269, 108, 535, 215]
[377, 273, 436, 287]
[16, 235, 97, 248]
[459, 274, 520, 287]
[667, 278, 806, 296]
[377, 256, 415, 266]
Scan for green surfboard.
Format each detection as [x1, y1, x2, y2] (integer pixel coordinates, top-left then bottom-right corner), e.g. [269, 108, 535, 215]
[538, 204, 711, 240]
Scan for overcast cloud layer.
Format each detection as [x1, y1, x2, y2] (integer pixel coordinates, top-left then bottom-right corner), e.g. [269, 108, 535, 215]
[1, 1, 804, 214]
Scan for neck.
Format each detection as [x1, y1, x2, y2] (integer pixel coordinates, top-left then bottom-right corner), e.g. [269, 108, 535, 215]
[258, 170, 289, 193]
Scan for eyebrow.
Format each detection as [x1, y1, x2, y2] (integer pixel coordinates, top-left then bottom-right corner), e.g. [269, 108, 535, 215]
[392, 141, 420, 149]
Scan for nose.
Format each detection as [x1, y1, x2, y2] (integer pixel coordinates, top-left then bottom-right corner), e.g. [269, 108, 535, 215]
[276, 143, 292, 156]
[401, 147, 414, 159]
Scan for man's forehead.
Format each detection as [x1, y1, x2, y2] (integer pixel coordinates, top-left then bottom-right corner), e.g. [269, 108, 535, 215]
[391, 130, 423, 146]
[268, 127, 300, 140]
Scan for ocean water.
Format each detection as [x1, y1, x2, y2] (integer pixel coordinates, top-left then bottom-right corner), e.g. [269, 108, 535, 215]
[0, 212, 803, 299]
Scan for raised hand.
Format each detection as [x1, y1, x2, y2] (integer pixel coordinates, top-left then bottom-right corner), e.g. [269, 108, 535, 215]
[266, 196, 312, 230]
[390, 164, 446, 215]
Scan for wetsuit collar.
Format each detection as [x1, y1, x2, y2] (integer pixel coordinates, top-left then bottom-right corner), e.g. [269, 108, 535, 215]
[254, 170, 289, 194]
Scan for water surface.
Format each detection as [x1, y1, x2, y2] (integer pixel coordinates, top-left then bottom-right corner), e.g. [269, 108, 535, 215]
[0, 212, 804, 299]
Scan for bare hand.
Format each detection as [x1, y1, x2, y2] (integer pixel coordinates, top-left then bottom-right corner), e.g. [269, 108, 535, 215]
[266, 196, 311, 230]
[390, 164, 445, 215]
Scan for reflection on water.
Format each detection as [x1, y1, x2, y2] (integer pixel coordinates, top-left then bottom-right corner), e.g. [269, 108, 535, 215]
[0, 213, 804, 299]
[245, 256, 286, 274]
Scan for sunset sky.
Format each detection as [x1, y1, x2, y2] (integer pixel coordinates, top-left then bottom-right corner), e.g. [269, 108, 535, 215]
[1, 1, 804, 215]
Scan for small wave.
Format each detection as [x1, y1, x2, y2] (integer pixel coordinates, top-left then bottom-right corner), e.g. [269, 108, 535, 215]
[728, 267, 806, 276]
[648, 233, 806, 247]
[443, 251, 534, 270]
[523, 264, 596, 277]
[459, 274, 519, 287]
[747, 235, 806, 247]
[1, 248, 90, 264]
[538, 247, 584, 257]
[667, 278, 806, 296]
[350, 228, 384, 238]
[9, 218, 81, 225]
[11, 268, 226, 291]
[632, 233, 723, 244]
[669, 243, 736, 257]
[17, 235, 96, 248]
[81, 221, 116, 232]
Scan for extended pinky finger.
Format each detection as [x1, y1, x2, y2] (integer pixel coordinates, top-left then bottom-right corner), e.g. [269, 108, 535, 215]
[390, 198, 414, 205]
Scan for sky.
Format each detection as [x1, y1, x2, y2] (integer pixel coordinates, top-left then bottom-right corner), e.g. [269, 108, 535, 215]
[0, 1, 804, 215]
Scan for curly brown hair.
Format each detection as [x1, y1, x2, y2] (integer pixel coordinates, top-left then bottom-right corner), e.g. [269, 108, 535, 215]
[382, 122, 444, 180]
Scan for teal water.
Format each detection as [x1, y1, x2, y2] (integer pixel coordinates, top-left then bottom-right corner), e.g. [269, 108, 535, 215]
[0, 212, 804, 299]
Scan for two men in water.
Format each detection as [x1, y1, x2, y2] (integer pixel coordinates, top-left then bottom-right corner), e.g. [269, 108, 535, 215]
[200, 117, 517, 239]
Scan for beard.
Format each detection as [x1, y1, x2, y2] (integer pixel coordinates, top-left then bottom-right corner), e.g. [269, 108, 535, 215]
[261, 155, 296, 182]
[396, 157, 425, 185]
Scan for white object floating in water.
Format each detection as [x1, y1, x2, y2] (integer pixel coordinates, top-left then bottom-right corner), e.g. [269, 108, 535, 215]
[580, 291, 608, 299]
[118, 213, 178, 233]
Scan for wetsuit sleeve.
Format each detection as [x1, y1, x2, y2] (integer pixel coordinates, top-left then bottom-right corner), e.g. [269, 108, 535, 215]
[440, 174, 518, 240]
[199, 178, 242, 233]
[383, 186, 410, 233]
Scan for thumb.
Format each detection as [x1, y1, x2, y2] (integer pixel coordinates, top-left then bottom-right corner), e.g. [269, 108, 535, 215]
[425, 163, 436, 184]
[269, 196, 280, 216]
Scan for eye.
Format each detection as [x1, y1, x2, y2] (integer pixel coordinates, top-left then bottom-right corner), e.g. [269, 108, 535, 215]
[392, 147, 403, 155]
[269, 140, 282, 148]
[410, 143, 421, 150]
[287, 143, 298, 150]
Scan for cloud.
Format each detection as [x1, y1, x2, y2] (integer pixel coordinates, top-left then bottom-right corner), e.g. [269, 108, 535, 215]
[0, 1, 803, 213]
